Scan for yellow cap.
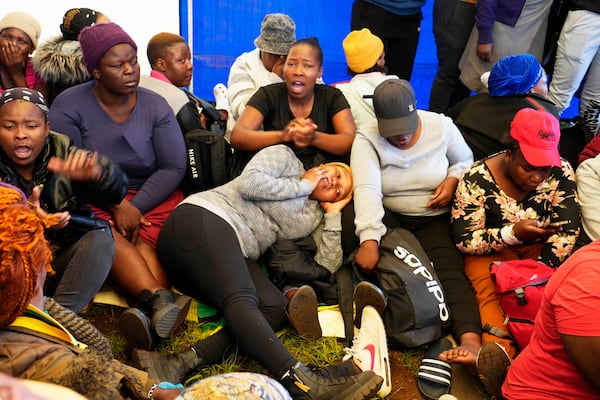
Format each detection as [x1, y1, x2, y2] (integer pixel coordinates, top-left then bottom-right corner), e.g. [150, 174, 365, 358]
[342, 28, 384, 73]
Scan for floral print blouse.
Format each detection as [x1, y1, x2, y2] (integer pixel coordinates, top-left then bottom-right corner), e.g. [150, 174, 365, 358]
[451, 157, 580, 267]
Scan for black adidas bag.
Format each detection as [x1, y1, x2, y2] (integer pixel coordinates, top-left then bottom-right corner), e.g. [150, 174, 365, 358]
[354, 228, 451, 349]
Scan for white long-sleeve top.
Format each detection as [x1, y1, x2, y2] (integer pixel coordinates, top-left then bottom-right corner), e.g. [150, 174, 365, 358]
[576, 154, 600, 240]
[227, 48, 283, 121]
[351, 110, 474, 244]
[334, 72, 398, 133]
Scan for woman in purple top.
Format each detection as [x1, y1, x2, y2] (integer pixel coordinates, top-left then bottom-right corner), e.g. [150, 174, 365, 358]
[49, 23, 188, 350]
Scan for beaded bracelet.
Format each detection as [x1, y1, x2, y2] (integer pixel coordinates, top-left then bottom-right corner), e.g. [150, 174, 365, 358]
[147, 383, 159, 399]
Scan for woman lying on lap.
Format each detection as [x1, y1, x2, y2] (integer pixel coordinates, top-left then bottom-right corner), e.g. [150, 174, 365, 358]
[132, 144, 383, 400]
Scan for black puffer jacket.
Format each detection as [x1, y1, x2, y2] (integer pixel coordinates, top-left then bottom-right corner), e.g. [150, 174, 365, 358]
[0, 131, 128, 248]
[31, 36, 92, 104]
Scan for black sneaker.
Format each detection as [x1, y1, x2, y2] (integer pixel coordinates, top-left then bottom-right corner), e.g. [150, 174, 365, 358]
[288, 285, 322, 339]
[131, 348, 205, 384]
[353, 281, 387, 328]
[280, 361, 383, 400]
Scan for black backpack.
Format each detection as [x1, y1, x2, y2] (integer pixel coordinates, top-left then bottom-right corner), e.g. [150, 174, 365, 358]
[352, 228, 451, 348]
[178, 92, 233, 196]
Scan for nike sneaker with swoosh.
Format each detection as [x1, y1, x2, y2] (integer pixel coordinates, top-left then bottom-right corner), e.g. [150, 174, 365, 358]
[343, 305, 392, 397]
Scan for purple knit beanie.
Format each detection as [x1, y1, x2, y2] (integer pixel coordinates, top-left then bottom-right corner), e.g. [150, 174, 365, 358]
[79, 22, 137, 74]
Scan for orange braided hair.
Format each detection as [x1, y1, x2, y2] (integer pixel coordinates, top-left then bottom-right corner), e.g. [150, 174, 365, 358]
[0, 183, 57, 326]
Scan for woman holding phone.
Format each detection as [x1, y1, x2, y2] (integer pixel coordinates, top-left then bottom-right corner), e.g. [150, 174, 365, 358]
[445, 108, 580, 370]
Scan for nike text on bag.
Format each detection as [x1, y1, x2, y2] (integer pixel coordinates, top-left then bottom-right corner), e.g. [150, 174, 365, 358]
[355, 228, 451, 349]
[179, 128, 233, 196]
[490, 259, 554, 351]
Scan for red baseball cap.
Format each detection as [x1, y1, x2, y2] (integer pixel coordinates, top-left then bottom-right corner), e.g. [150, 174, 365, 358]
[509, 108, 561, 167]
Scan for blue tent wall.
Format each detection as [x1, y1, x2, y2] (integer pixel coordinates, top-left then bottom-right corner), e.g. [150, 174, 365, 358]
[179, 0, 578, 117]
[180, 0, 437, 108]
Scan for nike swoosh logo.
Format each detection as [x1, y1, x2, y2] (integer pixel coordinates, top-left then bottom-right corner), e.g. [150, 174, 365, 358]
[364, 344, 376, 370]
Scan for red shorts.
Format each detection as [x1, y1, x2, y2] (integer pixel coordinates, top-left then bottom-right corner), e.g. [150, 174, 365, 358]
[89, 189, 184, 248]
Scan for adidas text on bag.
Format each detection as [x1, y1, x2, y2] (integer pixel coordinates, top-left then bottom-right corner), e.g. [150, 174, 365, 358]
[355, 228, 451, 349]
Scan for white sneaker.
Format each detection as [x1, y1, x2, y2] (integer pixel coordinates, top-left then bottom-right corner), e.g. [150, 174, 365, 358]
[213, 83, 229, 112]
[343, 305, 391, 397]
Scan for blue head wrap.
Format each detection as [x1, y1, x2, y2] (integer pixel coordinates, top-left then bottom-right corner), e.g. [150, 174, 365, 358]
[488, 54, 543, 97]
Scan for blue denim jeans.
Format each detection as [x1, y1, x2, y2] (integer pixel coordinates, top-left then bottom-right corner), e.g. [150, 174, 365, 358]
[548, 9, 600, 133]
[46, 228, 114, 313]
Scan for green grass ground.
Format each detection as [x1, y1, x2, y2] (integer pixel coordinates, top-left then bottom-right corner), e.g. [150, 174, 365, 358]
[83, 303, 429, 399]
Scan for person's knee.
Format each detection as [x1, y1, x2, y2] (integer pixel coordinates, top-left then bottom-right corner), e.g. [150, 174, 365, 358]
[222, 288, 288, 331]
[79, 228, 115, 251]
[69, 229, 115, 265]
[263, 293, 288, 330]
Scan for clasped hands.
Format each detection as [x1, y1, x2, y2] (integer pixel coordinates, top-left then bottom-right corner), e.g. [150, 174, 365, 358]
[282, 117, 318, 148]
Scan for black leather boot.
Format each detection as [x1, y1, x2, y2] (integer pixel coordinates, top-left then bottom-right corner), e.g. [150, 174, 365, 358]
[279, 361, 382, 400]
[131, 348, 205, 384]
[148, 289, 192, 339]
[119, 307, 155, 350]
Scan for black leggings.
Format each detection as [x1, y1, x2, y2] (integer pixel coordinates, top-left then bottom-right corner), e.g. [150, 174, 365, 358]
[157, 204, 294, 377]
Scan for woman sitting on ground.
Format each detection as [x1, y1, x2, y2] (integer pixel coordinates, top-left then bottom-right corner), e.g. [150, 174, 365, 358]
[445, 108, 579, 397]
[131, 144, 383, 400]
[350, 78, 481, 382]
[230, 37, 356, 174]
[502, 238, 600, 399]
[48, 22, 189, 348]
[32, 7, 111, 104]
[0, 182, 184, 400]
[0, 87, 126, 314]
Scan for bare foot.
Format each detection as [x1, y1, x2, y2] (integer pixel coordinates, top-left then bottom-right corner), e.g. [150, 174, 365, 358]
[439, 332, 481, 372]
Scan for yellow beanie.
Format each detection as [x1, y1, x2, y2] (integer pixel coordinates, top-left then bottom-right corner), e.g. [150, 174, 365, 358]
[343, 28, 384, 73]
[324, 161, 353, 200]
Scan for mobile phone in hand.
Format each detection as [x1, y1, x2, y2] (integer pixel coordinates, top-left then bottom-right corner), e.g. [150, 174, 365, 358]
[549, 219, 571, 227]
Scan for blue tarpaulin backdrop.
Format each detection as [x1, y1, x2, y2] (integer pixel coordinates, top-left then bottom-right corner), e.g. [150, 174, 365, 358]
[179, 0, 578, 117]
[179, 0, 436, 107]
